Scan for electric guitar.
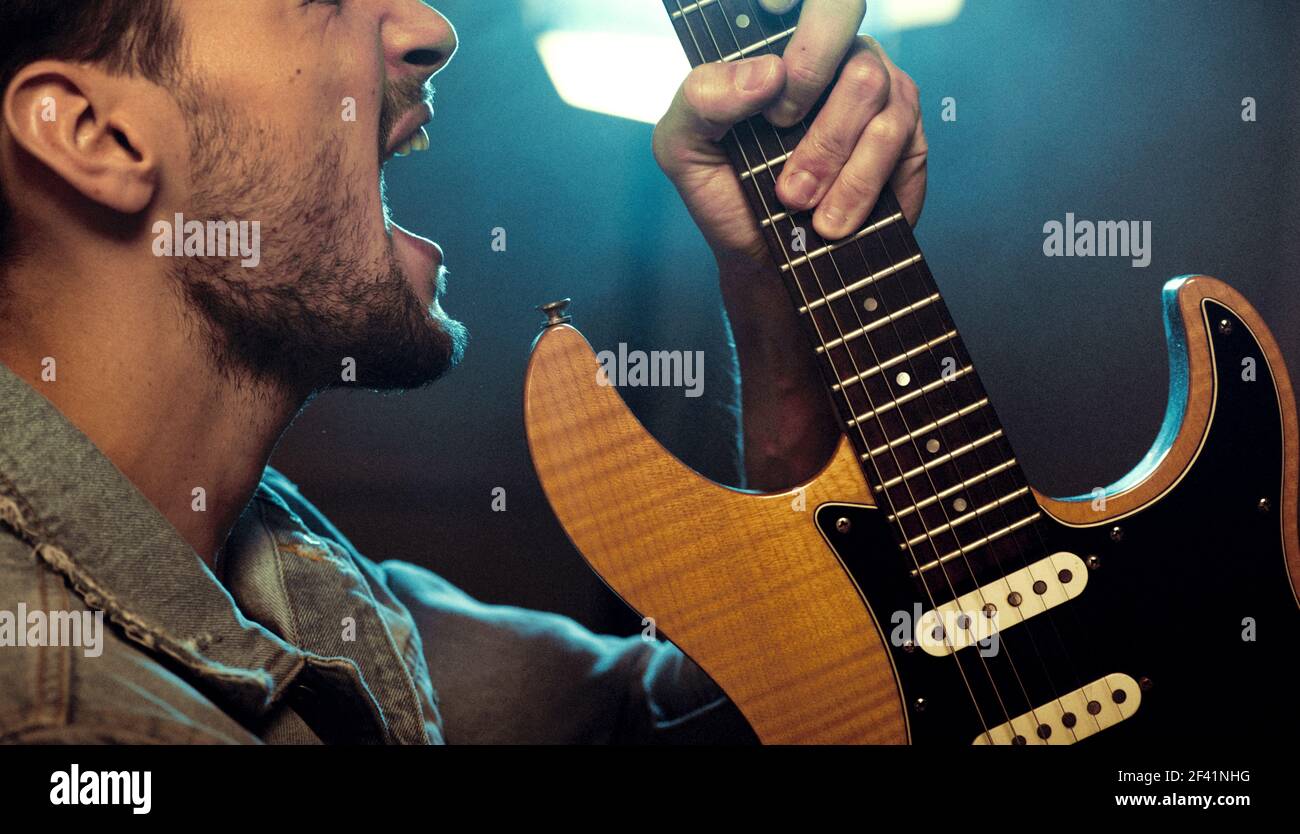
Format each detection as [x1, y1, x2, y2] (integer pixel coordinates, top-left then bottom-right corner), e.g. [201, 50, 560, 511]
[522, 0, 1300, 743]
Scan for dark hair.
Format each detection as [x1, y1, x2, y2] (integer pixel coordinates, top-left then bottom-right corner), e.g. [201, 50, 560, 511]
[0, 0, 182, 267]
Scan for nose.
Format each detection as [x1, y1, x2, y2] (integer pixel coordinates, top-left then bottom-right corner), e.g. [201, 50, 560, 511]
[384, 2, 458, 83]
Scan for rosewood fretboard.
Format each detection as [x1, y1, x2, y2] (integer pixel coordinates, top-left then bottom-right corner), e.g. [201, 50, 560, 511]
[663, 0, 1047, 600]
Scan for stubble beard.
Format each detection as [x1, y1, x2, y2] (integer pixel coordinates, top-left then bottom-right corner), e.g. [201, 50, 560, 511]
[165, 79, 466, 400]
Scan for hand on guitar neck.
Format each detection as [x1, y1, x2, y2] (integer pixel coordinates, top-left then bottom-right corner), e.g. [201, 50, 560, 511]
[651, 0, 928, 491]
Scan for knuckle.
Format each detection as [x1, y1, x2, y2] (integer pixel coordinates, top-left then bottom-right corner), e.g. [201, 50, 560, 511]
[865, 115, 904, 146]
[786, 58, 828, 91]
[804, 129, 852, 168]
[837, 166, 878, 201]
[843, 57, 890, 103]
[651, 124, 690, 172]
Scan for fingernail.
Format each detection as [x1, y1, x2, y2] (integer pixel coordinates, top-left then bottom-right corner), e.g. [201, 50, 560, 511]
[819, 206, 846, 235]
[768, 98, 802, 125]
[736, 57, 773, 92]
[785, 170, 819, 206]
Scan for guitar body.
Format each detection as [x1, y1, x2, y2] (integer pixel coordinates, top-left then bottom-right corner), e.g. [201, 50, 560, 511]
[524, 275, 1300, 743]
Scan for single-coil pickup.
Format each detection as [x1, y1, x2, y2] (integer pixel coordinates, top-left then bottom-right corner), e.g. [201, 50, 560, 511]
[973, 673, 1142, 745]
[917, 551, 1087, 656]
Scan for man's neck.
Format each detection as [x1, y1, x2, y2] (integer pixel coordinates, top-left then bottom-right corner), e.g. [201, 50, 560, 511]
[0, 254, 304, 569]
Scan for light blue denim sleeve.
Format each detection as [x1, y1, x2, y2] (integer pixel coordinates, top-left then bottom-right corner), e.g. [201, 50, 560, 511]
[379, 559, 758, 745]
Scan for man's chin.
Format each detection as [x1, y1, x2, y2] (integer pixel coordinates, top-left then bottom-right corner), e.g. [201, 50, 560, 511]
[325, 313, 468, 394]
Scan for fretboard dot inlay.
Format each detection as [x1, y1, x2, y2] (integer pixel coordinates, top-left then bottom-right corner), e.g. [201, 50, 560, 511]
[896, 371, 912, 387]
[863, 297, 879, 312]
[925, 438, 941, 454]
[736, 14, 750, 28]
[953, 497, 969, 512]
[1007, 591, 1023, 607]
[1032, 579, 1048, 595]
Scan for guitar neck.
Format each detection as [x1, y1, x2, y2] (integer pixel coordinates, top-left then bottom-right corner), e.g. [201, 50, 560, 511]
[663, 0, 1044, 588]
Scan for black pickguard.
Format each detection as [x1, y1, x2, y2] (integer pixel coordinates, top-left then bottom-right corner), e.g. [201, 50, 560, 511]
[816, 300, 1299, 744]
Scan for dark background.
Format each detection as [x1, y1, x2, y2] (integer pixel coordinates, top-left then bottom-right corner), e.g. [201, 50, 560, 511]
[271, 0, 1300, 635]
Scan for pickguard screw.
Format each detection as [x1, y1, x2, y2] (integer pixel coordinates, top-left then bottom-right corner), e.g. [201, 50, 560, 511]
[1258, 497, 1271, 513]
[1139, 676, 1154, 692]
[1086, 554, 1102, 570]
[913, 697, 927, 713]
[835, 517, 851, 534]
[1109, 525, 1124, 543]
[1218, 318, 1233, 335]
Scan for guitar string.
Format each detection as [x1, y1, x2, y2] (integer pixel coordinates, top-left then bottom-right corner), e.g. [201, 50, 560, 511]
[870, 190, 1101, 740]
[762, 0, 1113, 740]
[667, 0, 1000, 737]
[737, 1, 1082, 740]
[867, 188, 1112, 739]
[760, 1, 1106, 741]
[727, 0, 1054, 741]
[671, 0, 1003, 739]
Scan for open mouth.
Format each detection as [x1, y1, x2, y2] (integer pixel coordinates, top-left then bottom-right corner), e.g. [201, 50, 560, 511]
[381, 104, 444, 304]
[384, 104, 434, 162]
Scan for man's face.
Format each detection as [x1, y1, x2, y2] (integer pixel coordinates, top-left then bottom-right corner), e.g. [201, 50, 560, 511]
[167, 0, 464, 393]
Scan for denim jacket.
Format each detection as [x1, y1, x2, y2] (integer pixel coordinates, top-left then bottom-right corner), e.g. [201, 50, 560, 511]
[0, 361, 752, 744]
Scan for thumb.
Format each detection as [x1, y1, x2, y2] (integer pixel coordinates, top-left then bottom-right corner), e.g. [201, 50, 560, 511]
[654, 55, 784, 168]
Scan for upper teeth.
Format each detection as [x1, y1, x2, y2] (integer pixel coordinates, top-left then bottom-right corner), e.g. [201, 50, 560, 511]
[393, 126, 430, 158]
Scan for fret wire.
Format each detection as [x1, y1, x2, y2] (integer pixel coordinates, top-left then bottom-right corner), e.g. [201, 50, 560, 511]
[739, 149, 793, 180]
[786, 219, 913, 278]
[847, 365, 974, 426]
[833, 329, 958, 390]
[816, 293, 941, 353]
[889, 458, 1020, 521]
[868, 397, 989, 456]
[911, 512, 1044, 576]
[669, 0, 719, 19]
[875, 428, 1004, 487]
[720, 26, 797, 62]
[902, 487, 1032, 549]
